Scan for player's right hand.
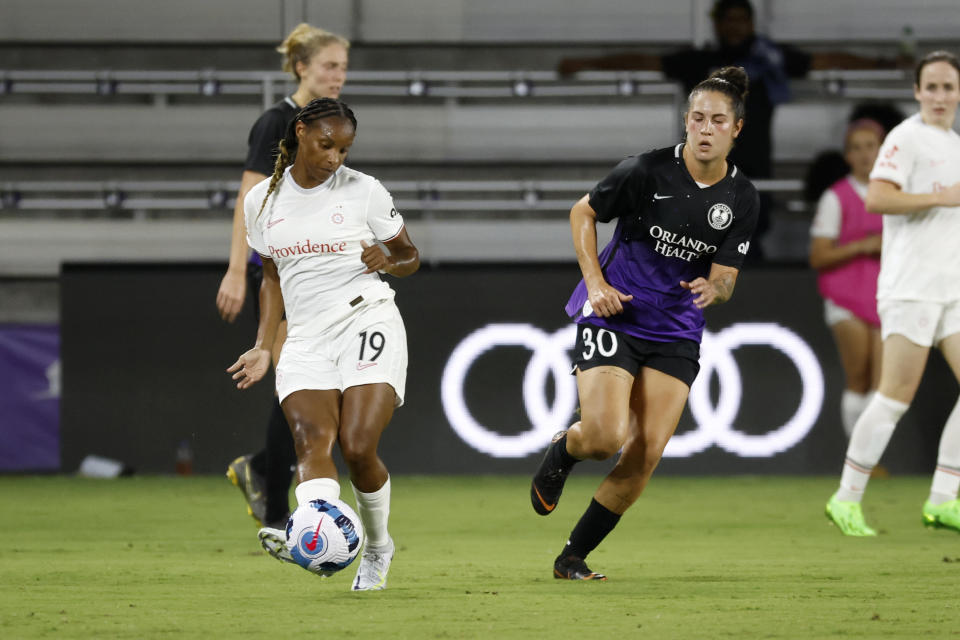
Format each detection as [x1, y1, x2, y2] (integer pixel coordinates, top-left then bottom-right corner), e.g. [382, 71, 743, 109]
[227, 347, 271, 389]
[587, 281, 633, 317]
[360, 240, 391, 274]
[216, 269, 246, 323]
[939, 182, 960, 208]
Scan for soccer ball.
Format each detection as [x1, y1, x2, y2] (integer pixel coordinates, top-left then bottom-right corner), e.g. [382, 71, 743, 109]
[285, 499, 364, 576]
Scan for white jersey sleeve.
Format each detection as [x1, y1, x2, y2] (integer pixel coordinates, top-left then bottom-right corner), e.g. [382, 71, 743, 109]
[810, 188, 842, 239]
[244, 185, 269, 257]
[870, 123, 916, 189]
[366, 180, 404, 242]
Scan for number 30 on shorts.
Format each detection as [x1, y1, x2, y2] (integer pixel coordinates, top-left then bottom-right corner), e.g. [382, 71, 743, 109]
[580, 327, 618, 360]
[359, 330, 386, 361]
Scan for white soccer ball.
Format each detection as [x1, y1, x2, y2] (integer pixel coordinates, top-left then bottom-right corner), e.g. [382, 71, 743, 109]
[285, 499, 364, 576]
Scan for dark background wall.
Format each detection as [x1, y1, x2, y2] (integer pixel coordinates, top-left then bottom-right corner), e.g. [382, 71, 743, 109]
[60, 263, 956, 475]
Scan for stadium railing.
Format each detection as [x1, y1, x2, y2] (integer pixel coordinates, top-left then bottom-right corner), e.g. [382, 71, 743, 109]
[0, 178, 803, 217]
[0, 178, 805, 277]
[0, 68, 912, 108]
[0, 68, 916, 166]
[0, 68, 917, 275]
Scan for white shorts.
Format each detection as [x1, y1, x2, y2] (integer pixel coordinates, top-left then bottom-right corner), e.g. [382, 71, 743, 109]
[276, 299, 408, 407]
[823, 299, 856, 327]
[878, 299, 960, 347]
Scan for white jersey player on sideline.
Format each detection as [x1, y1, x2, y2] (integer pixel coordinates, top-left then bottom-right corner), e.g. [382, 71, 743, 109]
[826, 51, 960, 536]
[228, 98, 420, 589]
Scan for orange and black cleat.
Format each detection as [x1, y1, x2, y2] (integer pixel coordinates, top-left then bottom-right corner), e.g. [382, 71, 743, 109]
[553, 555, 606, 581]
[530, 431, 573, 515]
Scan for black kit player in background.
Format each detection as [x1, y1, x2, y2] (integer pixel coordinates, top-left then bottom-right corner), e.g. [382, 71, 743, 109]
[530, 67, 759, 580]
[217, 23, 349, 529]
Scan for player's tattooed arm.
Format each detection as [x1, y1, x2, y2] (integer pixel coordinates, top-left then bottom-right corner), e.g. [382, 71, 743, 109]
[709, 267, 737, 304]
[707, 264, 740, 306]
[679, 263, 739, 309]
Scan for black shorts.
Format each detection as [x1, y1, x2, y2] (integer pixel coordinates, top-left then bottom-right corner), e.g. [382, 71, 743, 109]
[572, 322, 701, 387]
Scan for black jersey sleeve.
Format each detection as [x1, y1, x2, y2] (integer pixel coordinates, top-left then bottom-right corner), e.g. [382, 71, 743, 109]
[244, 109, 288, 176]
[588, 155, 647, 223]
[712, 183, 760, 269]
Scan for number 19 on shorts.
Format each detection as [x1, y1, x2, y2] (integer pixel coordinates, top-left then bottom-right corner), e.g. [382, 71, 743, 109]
[358, 330, 385, 361]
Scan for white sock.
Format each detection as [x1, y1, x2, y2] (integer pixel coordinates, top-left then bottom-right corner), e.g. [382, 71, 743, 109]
[836, 393, 908, 502]
[840, 390, 869, 439]
[294, 477, 340, 506]
[930, 398, 960, 505]
[352, 476, 391, 550]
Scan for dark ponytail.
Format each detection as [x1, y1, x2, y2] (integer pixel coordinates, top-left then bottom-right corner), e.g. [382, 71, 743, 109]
[687, 66, 749, 122]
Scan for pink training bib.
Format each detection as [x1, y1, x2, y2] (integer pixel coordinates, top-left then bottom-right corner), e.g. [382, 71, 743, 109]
[816, 177, 882, 327]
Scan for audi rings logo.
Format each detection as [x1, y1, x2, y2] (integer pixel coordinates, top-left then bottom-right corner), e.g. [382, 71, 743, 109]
[674, 323, 824, 457]
[441, 324, 578, 458]
[440, 323, 823, 459]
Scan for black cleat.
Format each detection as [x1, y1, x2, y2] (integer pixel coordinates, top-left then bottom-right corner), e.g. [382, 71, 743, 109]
[530, 430, 573, 515]
[553, 555, 606, 581]
[226, 455, 267, 526]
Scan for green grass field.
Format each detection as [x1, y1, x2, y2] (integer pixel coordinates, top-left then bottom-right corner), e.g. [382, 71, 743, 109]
[2, 474, 959, 639]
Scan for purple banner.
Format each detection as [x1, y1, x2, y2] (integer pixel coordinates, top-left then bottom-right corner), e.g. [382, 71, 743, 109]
[0, 324, 59, 471]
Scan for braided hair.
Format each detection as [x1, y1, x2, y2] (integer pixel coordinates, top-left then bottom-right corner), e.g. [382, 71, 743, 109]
[257, 97, 358, 218]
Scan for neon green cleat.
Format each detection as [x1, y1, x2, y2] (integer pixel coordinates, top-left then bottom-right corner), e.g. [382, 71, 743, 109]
[825, 493, 877, 536]
[922, 500, 960, 532]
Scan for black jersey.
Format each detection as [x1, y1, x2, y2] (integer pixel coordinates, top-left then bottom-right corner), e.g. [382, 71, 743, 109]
[565, 143, 760, 343]
[243, 96, 300, 176]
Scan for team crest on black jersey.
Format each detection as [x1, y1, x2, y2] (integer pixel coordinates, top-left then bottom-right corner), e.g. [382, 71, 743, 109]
[707, 203, 733, 230]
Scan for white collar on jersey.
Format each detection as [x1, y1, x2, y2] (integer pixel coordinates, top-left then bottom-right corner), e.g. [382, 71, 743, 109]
[283, 165, 343, 194]
[909, 112, 960, 138]
[675, 142, 738, 178]
[284, 96, 298, 109]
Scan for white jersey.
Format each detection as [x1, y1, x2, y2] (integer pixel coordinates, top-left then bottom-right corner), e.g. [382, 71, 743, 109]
[245, 165, 405, 338]
[810, 176, 868, 240]
[870, 113, 960, 303]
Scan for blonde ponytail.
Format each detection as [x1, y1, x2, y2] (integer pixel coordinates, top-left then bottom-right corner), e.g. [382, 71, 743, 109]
[277, 23, 350, 81]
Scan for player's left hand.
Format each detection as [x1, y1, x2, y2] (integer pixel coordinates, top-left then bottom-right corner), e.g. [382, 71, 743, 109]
[360, 240, 392, 274]
[680, 277, 718, 309]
